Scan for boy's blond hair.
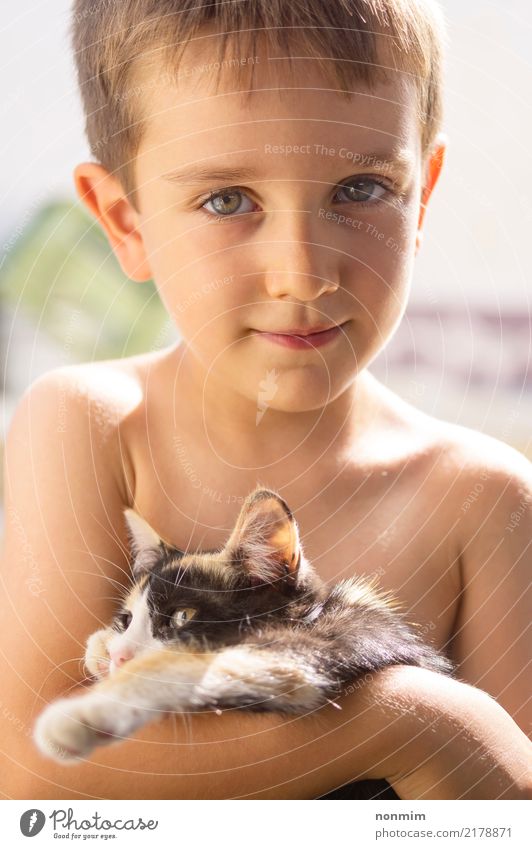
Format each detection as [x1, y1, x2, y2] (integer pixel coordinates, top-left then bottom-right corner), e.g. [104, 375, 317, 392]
[71, 0, 447, 208]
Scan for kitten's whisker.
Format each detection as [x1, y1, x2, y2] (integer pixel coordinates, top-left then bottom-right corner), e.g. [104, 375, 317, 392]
[62, 677, 93, 697]
[88, 513, 131, 561]
[325, 697, 343, 710]
[68, 551, 132, 584]
[173, 565, 188, 590]
[100, 575, 133, 591]
[98, 595, 127, 603]
[64, 550, 124, 579]
[184, 487, 207, 554]
[174, 709, 193, 742]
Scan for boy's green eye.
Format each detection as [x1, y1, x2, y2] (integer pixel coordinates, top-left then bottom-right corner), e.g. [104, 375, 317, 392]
[200, 176, 392, 219]
[202, 189, 255, 217]
[334, 177, 390, 205]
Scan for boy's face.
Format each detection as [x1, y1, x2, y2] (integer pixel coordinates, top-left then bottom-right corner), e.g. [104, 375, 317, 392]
[81, 41, 444, 414]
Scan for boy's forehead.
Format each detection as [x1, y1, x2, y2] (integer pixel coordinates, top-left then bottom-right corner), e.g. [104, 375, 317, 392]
[136, 48, 421, 176]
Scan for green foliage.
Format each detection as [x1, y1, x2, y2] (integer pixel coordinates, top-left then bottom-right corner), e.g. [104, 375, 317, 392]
[0, 199, 175, 361]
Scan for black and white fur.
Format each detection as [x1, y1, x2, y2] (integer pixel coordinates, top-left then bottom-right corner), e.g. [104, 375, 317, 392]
[34, 486, 453, 763]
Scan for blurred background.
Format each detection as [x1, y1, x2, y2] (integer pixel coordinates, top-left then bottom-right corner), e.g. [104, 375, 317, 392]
[1, 0, 531, 533]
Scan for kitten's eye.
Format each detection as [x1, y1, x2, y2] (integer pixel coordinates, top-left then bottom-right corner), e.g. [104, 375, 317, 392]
[116, 611, 132, 631]
[173, 608, 197, 627]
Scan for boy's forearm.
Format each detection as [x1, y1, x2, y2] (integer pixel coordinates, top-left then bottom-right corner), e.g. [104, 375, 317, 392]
[6, 671, 403, 799]
[6, 666, 531, 800]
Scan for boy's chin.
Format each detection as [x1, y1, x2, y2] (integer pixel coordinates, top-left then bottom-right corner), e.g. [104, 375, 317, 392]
[242, 367, 351, 415]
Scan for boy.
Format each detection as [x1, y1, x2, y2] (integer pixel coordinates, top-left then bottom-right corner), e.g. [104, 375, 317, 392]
[1, 0, 531, 799]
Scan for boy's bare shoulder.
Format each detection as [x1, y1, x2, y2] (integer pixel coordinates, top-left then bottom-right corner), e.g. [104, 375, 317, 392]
[429, 414, 532, 555]
[26, 351, 156, 410]
[18, 349, 163, 428]
[436, 419, 530, 480]
[416, 406, 530, 493]
[394, 395, 531, 564]
[368, 376, 531, 542]
[9, 351, 163, 503]
[374, 375, 531, 482]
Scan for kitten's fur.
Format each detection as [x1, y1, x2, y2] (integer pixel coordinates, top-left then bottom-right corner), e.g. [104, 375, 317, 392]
[34, 486, 452, 766]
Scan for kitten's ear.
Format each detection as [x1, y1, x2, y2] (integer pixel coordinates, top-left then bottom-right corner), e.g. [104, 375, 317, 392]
[225, 488, 301, 589]
[123, 508, 162, 578]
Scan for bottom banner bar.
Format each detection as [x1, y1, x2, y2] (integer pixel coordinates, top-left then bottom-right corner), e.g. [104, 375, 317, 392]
[2, 799, 530, 848]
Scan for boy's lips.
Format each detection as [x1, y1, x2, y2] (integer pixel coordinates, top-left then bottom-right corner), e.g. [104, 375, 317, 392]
[252, 321, 349, 350]
[267, 322, 343, 336]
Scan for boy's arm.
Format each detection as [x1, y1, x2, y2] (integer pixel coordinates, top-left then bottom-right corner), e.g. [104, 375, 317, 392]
[1, 372, 531, 800]
[3, 658, 532, 800]
[449, 436, 532, 736]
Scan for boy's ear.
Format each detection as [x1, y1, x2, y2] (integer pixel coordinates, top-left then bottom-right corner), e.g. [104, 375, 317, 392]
[73, 162, 152, 282]
[415, 132, 448, 255]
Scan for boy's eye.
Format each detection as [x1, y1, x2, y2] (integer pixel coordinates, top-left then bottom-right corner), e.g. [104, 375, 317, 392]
[116, 611, 132, 631]
[201, 188, 256, 217]
[173, 607, 197, 627]
[334, 177, 390, 205]
[200, 175, 392, 219]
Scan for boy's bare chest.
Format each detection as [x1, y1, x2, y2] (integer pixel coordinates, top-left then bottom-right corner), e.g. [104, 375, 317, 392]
[127, 430, 461, 654]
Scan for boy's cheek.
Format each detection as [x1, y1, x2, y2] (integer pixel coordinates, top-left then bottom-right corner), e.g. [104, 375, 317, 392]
[358, 225, 417, 293]
[165, 292, 240, 346]
[163, 268, 253, 333]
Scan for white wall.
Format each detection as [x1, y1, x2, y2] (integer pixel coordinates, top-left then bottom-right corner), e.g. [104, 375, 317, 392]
[0, 0, 89, 246]
[415, 0, 532, 311]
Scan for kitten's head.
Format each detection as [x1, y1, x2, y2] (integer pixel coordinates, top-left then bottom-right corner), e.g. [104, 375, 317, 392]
[106, 487, 320, 671]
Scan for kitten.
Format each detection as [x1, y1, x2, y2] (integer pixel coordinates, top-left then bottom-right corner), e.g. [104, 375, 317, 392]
[34, 486, 453, 765]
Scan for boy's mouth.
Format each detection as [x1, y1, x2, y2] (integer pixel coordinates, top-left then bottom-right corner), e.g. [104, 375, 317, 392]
[252, 321, 349, 350]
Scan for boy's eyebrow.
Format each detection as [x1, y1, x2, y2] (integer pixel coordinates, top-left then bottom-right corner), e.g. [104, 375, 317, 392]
[160, 150, 415, 185]
[161, 164, 259, 185]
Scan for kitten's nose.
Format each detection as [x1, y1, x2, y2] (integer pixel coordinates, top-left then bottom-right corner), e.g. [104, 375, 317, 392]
[110, 646, 135, 667]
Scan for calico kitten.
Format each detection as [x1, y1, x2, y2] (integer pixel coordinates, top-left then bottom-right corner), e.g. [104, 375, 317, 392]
[34, 486, 453, 764]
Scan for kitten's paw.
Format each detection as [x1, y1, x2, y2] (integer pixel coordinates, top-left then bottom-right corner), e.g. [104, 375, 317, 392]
[34, 694, 136, 763]
[85, 628, 113, 679]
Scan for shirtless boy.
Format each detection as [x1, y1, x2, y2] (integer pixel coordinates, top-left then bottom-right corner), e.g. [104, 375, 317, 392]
[1, 0, 531, 800]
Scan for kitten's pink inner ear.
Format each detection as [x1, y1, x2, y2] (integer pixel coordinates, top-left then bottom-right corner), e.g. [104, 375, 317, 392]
[226, 488, 301, 585]
[267, 518, 301, 577]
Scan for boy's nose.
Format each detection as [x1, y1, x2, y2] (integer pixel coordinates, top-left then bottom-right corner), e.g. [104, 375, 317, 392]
[266, 263, 338, 302]
[261, 215, 339, 301]
[110, 645, 135, 667]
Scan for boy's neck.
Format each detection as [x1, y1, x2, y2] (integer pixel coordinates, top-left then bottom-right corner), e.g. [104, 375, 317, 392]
[166, 343, 379, 469]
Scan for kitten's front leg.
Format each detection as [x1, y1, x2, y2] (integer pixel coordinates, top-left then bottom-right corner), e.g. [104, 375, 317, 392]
[34, 649, 213, 762]
[33, 690, 152, 762]
[84, 627, 115, 679]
